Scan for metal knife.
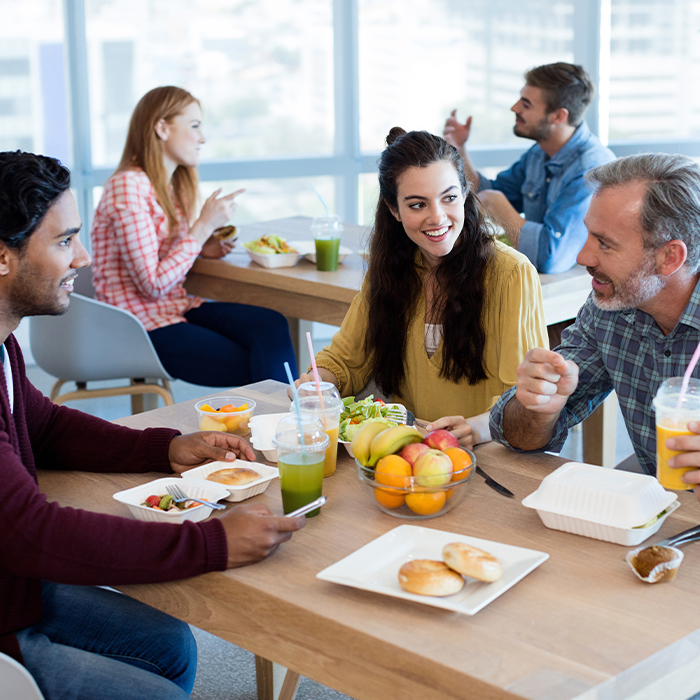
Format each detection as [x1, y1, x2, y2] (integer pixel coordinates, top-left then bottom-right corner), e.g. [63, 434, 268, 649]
[476, 465, 515, 498]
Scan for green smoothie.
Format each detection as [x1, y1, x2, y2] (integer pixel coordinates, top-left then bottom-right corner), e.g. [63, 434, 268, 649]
[278, 451, 325, 516]
[314, 237, 341, 271]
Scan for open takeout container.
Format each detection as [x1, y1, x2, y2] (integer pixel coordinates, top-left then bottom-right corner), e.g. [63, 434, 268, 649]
[113, 477, 229, 523]
[521, 462, 679, 546]
[181, 460, 279, 502]
[249, 412, 290, 462]
[245, 249, 301, 268]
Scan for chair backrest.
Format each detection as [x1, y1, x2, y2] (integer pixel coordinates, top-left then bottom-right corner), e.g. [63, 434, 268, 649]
[29, 294, 172, 383]
[0, 652, 45, 700]
[73, 268, 95, 298]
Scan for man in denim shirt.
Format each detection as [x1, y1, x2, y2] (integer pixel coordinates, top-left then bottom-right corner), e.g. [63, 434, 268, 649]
[444, 62, 615, 274]
[489, 154, 700, 500]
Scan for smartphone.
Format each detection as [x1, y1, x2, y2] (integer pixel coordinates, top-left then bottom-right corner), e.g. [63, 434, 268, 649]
[284, 495, 327, 518]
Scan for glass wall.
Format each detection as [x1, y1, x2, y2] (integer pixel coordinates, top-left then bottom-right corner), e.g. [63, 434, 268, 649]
[359, 0, 575, 151]
[608, 0, 700, 141]
[0, 0, 70, 163]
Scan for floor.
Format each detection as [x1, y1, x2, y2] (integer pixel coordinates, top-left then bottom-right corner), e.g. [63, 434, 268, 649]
[26, 357, 633, 700]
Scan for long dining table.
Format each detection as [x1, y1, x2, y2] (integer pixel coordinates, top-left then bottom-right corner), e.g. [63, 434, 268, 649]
[39, 380, 700, 700]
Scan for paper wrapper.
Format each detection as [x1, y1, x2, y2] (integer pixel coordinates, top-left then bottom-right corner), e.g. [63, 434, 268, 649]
[626, 545, 684, 583]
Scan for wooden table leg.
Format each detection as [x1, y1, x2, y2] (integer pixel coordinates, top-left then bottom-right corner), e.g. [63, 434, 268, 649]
[255, 655, 301, 700]
[582, 392, 618, 468]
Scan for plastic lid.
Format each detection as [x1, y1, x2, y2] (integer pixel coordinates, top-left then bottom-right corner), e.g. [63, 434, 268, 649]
[521, 462, 678, 529]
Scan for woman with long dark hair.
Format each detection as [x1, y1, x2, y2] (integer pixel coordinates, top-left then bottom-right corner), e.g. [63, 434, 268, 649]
[91, 86, 297, 386]
[298, 128, 548, 447]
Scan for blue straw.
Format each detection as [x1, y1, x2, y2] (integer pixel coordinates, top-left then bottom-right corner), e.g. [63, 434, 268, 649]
[284, 362, 306, 454]
[311, 185, 331, 225]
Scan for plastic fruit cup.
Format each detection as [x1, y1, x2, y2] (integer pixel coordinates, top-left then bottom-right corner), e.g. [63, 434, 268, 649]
[355, 451, 474, 520]
[195, 396, 256, 436]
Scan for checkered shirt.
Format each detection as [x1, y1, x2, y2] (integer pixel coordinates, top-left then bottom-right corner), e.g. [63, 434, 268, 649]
[90, 168, 203, 331]
[490, 280, 700, 475]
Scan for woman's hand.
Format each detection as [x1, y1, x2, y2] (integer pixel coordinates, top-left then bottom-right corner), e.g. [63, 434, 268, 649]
[423, 410, 491, 450]
[288, 369, 339, 400]
[424, 416, 474, 449]
[191, 188, 245, 244]
[200, 235, 236, 259]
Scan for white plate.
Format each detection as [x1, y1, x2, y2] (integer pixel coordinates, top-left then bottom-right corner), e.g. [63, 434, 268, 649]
[316, 524, 548, 615]
[181, 460, 279, 502]
[245, 249, 301, 268]
[289, 240, 352, 264]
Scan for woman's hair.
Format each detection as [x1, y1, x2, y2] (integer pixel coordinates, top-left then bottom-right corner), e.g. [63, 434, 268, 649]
[117, 86, 200, 231]
[366, 127, 495, 397]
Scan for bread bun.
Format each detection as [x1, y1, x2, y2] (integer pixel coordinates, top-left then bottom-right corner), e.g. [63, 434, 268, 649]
[206, 467, 259, 486]
[213, 225, 237, 241]
[398, 559, 464, 597]
[442, 542, 503, 582]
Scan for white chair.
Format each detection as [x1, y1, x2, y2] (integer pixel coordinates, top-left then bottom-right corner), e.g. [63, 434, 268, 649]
[0, 651, 45, 700]
[29, 272, 173, 412]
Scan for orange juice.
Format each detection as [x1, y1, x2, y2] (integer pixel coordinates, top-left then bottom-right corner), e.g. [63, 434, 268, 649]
[322, 425, 340, 477]
[656, 418, 695, 490]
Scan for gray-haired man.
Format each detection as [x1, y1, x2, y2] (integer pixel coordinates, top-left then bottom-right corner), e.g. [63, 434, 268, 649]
[489, 153, 700, 501]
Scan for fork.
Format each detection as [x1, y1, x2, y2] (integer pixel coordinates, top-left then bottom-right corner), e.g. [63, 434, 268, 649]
[165, 483, 226, 510]
[384, 403, 408, 424]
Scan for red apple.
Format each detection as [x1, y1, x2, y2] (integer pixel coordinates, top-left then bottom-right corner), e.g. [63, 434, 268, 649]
[400, 442, 430, 467]
[424, 429, 459, 451]
[413, 449, 453, 487]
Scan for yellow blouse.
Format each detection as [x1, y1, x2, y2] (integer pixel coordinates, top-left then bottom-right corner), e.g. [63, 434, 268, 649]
[315, 242, 549, 422]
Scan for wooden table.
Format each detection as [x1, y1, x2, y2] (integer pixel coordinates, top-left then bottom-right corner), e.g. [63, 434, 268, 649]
[39, 380, 700, 700]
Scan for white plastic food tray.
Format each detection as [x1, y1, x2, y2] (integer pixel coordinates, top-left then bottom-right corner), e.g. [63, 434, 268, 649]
[246, 249, 300, 268]
[113, 477, 229, 523]
[522, 462, 679, 546]
[181, 460, 279, 502]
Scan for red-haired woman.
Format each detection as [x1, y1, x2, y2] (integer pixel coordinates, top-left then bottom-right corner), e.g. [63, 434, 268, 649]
[91, 86, 296, 386]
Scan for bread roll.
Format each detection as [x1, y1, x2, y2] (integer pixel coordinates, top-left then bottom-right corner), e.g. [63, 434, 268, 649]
[206, 467, 259, 486]
[442, 542, 503, 582]
[213, 225, 237, 241]
[398, 559, 464, 597]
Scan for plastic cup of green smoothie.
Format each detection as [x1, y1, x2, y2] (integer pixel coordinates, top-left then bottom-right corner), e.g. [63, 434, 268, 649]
[311, 215, 343, 271]
[273, 416, 329, 516]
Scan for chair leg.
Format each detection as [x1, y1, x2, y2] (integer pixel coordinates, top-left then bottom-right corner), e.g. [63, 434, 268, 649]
[52, 382, 174, 409]
[49, 379, 67, 401]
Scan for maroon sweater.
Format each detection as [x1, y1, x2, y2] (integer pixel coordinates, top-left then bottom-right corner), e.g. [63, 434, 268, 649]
[0, 335, 229, 662]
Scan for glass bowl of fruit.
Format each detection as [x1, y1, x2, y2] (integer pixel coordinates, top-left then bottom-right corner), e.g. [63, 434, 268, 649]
[195, 396, 256, 436]
[353, 426, 475, 519]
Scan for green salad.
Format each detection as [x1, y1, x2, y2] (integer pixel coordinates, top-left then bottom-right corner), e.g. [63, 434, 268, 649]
[338, 395, 397, 442]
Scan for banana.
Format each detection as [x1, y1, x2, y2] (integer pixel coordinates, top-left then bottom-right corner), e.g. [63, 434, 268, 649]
[351, 421, 393, 467]
[368, 425, 423, 467]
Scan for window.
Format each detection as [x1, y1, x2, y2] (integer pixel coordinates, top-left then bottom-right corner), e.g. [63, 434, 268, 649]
[0, 0, 70, 163]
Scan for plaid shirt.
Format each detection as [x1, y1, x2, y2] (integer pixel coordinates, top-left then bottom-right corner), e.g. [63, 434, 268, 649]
[490, 280, 700, 475]
[91, 168, 203, 331]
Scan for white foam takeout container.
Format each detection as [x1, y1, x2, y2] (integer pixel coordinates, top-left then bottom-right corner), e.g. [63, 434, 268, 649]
[181, 460, 279, 502]
[521, 462, 679, 546]
[248, 412, 290, 462]
[245, 249, 301, 268]
[113, 477, 229, 523]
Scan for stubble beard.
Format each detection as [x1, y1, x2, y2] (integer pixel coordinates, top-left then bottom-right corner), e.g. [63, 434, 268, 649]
[589, 255, 665, 311]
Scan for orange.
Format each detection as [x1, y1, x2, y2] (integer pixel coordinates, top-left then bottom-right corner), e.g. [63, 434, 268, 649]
[374, 489, 405, 509]
[199, 404, 217, 413]
[444, 447, 472, 483]
[220, 403, 247, 413]
[405, 490, 446, 515]
[375, 455, 412, 488]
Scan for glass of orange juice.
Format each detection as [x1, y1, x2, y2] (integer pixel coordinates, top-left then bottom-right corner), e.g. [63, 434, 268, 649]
[653, 377, 700, 490]
[296, 395, 342, 477]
